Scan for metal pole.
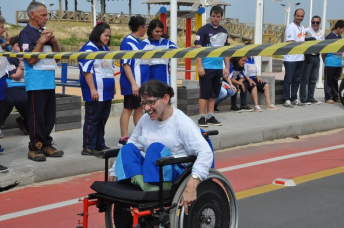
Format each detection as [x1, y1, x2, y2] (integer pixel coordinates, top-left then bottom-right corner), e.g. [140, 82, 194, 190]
[286, 0, 291, 26]
[317, 0, 327, 89]
[254, 0, 264, 76]
[170, 0, 178, 108]
[309, 0, 313, 27]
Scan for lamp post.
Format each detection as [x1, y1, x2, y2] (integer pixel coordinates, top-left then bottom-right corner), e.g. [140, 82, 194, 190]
[285, 0, 301, 26]
[254, 0, 264, 76]
[280, 4, 287, 26]
[86, 0, 99, 27]
[317, 0, 327, 89]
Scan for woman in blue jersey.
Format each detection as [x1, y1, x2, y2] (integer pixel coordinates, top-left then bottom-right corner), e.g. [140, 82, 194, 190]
[143, 19, 178, 85]
[118, 16, 150, 147]
[78, 21, 115, 156]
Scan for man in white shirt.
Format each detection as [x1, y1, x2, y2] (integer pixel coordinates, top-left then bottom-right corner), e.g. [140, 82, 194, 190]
[300, 15, 324, 105]
[283, 8, 306, 108]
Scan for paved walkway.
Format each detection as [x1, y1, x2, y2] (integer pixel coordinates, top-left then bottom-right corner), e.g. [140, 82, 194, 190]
[1, 69, 344, 189]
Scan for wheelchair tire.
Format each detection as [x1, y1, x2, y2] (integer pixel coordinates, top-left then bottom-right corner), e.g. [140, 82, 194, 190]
[169, 169, 238, 228]
[104, 203, 114, 228]
[339, 79, 344, 105]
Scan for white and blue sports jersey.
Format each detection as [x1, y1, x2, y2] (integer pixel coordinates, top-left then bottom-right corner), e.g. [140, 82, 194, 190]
[18, 24, 56, 91]
[78, 41, 115, 102]
[244, 57, 259, 79]
[325, 32, 343, 67]
[229, 62, 246, 80]
[120, 34, 150, 95]
[143, 37, 177, 85]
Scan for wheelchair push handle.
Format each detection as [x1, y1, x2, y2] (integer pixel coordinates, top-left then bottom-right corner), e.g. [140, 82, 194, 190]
[202, 130, 218, 139]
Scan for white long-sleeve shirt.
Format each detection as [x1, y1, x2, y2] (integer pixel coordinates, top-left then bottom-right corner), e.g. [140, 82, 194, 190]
[109, 108, 213, 181]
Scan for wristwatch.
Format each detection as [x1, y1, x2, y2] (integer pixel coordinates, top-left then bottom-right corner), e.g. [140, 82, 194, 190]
[191, 174, 200, 180]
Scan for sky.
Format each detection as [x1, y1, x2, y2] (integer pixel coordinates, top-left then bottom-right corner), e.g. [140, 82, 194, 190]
[1, 0, 344, 29]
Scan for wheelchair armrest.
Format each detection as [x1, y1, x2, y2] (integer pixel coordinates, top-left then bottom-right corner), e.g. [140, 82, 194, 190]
[102, 148, 121, 159]
[156, 155, 197, 167]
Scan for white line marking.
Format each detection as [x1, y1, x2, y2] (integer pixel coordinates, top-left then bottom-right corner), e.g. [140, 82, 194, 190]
[0, 199, 79, 222]
[1, 144, 344, 221]
[217, 144, 344, 172]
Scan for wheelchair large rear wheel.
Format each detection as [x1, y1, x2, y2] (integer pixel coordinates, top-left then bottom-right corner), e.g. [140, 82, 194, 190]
[169, 169, 238, 228]
[339, 79, 344, 105]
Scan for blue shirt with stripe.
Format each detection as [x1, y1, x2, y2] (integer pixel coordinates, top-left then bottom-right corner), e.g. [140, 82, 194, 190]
[78, 41, 115, 102]
[143, 37, 177, 85]
[18, 24, 56, 91]
[120, 34, 150, 95]
[194, 23, 230, 69]
[325, 32, 343, 67]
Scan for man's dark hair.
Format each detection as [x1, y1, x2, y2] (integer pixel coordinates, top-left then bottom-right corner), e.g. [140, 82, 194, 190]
[294, 8, 305, 16]
[9, 35, 19, 46]
[147, 19, 164, 39]
[128, 15, 146, 33]
[311, 15, 321, 22]
[89, 22, 111, 46]
[210, 5, 223, 17]
[333, 20, 344, 30]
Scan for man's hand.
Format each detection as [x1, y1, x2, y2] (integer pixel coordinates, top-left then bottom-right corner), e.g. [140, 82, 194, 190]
[223, 68, 229, 79]
[198, 66, 206, 77]
[39, 30, 53, 44]
[131, 83, 139, 97]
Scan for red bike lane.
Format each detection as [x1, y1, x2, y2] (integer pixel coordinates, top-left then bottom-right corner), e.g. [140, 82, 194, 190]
[1, 129, 344, 227]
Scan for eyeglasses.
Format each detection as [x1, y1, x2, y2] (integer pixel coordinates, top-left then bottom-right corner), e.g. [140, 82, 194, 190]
[139, 98, 160, 107]
[311, 21, 320, 25]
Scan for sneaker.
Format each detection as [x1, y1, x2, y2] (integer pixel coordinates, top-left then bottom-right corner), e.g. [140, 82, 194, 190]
[325, 99, 335, 104]
[0, 145, 4, 153]
[230, 106, 242, 113]
[266, 104, 279, 111]
[284, 100, 294, 108]
[291, 99, 305, 106]
[300, 101, 311, 105]
[117, 137, 129, 147]
[42, 146, 64, 157]
[81, 148, 103, 156]
[207, 116, 222, 126]
[28, 150, 46, 162]
[214, 104, 219, 112]
[198, 117, 208, 127]
[0, 165, 8, 173]
[254, 105, 262, 112]
[240, 105, 253, 112]
[308, 100, 321, 105]
[333, 99, 341, 103]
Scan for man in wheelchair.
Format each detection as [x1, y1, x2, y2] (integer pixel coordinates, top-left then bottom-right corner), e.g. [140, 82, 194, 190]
[79, 80, 238, 228]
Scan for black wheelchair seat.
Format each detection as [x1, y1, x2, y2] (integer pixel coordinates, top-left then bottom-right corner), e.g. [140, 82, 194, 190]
[90, 181, 172, 202]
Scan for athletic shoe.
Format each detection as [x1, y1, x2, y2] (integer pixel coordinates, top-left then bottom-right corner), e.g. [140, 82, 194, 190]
[230, 106, 242, 113]
[309, 100, 321, 105]
[81, 148, 103, 156]
[0, 145, 4, 153]
[198, 117, 208, 127]
[325, 99, 335, 104]
[117, 137, 129, 147]
[42, 146, 64, 157]
[284, 100, 293, 108]
[266, 104, 279, 111]
[0, 165, 8, 173]
[240, 105, 253, 112]
[28, 150, 46, 162]
[207, 116, 222, 126]
[333, 99, 341, 103]
[300, 101, 311, 105]
[291, 99, 305, 106]
[254, 105, 262, 112]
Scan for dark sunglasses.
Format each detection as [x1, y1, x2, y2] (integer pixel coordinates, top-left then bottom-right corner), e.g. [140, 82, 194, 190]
[139, 98, 160, 107]
[311, 21, 320, 25]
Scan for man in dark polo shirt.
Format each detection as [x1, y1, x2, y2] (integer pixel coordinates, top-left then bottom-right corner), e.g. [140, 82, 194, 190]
[18, 1, 63, 162]
[194, 5, 230, 127]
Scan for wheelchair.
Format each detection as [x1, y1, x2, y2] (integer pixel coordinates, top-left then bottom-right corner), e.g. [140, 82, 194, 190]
[339, 79, 344, 105]
[76, 130, 238, 228]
